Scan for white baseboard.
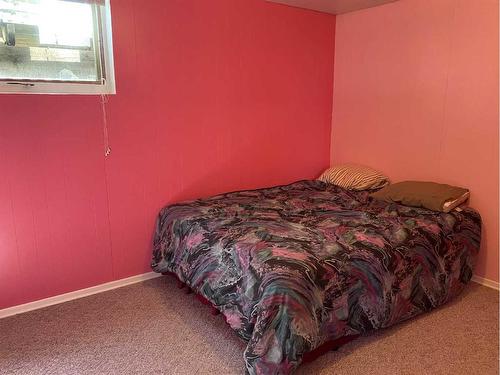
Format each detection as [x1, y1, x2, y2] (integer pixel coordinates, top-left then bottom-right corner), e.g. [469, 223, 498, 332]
[471, 275, 500, 291]
[1, 271, 496, 320]
[0, 271, 162, 320]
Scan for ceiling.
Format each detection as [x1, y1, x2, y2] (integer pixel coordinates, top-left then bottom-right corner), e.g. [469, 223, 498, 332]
[266, 0, 399, 15]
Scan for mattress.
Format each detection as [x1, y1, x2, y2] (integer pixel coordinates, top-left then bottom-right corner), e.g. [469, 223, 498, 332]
[151, 180, 481, 374]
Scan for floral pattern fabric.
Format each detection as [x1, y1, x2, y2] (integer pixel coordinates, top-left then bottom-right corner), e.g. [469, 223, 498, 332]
[152, 180, 481, 374]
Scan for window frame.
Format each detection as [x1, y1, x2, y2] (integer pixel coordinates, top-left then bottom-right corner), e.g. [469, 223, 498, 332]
[0, 0, 116, 95]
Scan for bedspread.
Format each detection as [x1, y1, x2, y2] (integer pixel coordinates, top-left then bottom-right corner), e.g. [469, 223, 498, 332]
[152, 180, 481, 374]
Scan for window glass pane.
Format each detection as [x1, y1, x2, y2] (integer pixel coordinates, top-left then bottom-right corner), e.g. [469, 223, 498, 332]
[0, 0, 101, 82]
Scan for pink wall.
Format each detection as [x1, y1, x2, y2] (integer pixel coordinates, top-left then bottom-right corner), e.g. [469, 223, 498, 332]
[331, 0, 499, 282]
[0, 0, 336, 309]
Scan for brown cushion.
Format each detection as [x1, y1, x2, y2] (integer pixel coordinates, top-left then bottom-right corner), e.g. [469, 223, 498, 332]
[370, 181, 469, 212]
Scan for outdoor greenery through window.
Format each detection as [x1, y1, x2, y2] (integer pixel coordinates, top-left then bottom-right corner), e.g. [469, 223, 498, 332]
[0, 0, 114, 94]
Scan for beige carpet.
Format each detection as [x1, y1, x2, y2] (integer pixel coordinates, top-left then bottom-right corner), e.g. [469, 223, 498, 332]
[0, 277, 498, 375]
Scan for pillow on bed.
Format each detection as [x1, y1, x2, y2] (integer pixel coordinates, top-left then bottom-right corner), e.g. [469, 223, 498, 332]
[318, 164, 389, 191]
[370, 181, 469, 212]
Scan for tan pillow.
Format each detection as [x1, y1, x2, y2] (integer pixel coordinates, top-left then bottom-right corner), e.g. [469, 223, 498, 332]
[370, 181, 469, 212]
[318, 164, 389, 191]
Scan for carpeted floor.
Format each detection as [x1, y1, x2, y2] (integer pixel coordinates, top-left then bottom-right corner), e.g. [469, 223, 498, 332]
[1, 277, 498, 375]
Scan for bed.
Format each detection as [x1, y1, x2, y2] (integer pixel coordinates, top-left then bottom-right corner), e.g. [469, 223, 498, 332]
[151, 180, 481, 374]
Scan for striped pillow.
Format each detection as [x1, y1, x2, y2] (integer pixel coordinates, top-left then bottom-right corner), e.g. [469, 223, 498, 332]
[318, 164, 389, 191]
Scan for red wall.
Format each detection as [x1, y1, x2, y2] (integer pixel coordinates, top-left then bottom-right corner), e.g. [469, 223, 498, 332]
[0, 0, 336, 309]
[331, 0, 498, 282]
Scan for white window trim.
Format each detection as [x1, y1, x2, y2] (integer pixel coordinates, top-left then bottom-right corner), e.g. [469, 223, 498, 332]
[0, 0, 116, 95]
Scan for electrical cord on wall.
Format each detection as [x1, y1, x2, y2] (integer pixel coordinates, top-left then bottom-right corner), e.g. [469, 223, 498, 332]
[101, 94, 111, 157]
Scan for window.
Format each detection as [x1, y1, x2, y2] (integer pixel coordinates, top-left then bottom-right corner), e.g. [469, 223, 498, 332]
[0, 0, 115, 94]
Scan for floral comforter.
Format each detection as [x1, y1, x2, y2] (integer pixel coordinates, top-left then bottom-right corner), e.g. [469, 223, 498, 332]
[151, 180, 481, 374]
